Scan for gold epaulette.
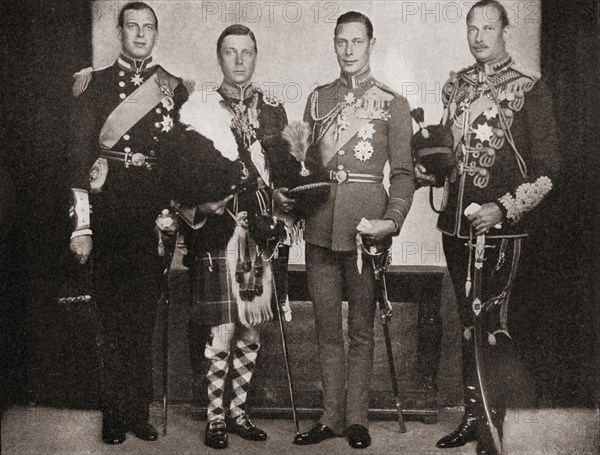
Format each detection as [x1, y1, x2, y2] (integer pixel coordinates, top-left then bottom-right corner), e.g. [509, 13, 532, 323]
[72, 67, 93, 97]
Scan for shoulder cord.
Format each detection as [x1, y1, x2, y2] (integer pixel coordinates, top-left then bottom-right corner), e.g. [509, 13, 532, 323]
[310, 90, 346, 144]
[484, 77, 528, 179]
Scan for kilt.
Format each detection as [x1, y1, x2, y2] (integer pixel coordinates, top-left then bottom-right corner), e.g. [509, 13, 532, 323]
[187, 244, 288, 327]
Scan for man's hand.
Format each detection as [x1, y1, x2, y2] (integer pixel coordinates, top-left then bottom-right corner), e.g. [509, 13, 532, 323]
[359, 219, 397, 243]
[70, 235, 92, 264]
[197, 194, 234, 216]
[273, 188, 296, 213]
[414, 163, 436, 187]
[155, 209, 179, 235]
[466, 202, 504, 235]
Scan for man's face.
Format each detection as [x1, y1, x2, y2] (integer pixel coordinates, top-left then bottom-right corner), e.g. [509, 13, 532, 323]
[467, 6, 507, 64]
[218, 34, 257, 86]
[334, 22, 375, 76]
[119, 8, 158, 60]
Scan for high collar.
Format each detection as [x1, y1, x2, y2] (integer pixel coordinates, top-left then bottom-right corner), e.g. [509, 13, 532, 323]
[117, 53, 155, 73]
[219, 79, 255, 101]
[476, 53, 512, 77]
[339, 65, 373, 90]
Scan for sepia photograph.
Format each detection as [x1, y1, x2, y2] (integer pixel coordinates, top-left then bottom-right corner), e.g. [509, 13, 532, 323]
[0, 1, 598, 454]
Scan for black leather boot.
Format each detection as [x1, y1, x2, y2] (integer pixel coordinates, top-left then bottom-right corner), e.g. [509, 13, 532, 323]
[475, 406, 506, 455]
[437, 340, 480, 449]
[436, 410, 479, 448]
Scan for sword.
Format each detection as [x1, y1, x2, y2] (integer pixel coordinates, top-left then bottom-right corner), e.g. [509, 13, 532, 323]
[370, 245, 407, 433]
[158, 228, 178, 437]
[271, 269, 300, 434]
[471, 233, 503, 454]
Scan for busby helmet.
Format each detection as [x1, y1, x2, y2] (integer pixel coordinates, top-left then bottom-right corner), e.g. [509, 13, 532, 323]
[411, 108, 456, 187]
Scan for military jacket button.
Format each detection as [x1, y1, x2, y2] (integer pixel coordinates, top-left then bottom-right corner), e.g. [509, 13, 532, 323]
[124, 147, 131, 153]
[338, 150, 345, 156]
[119, 81, 125, 87]
[155, 122, 161, 128]
[119, 71, 125, 77]
[123, 134, 130, 141]
[155, 108, 161, 114]
[119, 93, 126, 99]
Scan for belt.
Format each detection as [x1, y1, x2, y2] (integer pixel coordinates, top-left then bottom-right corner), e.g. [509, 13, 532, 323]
[329, 170, 383, 184]
[101, 149, 157, 170]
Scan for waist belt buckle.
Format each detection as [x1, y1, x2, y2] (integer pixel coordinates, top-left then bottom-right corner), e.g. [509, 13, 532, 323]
[131, 153, 146, 167]
[330, 169, 348, 184]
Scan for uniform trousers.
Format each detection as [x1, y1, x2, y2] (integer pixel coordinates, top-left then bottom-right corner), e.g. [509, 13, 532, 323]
[93, 200, 162, 427]
[443, 233, 523, 430]
[305, 242, 377, 433]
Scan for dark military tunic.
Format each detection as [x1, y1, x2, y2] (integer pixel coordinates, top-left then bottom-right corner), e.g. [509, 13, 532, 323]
[437, 56, 560, 436]
[438, 56, 560, 239]
[69, 54, 190, 426]
[302, 66, 415, 432]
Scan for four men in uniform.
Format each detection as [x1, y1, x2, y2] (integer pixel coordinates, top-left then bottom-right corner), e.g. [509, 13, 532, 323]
[67, 1, 559, 453]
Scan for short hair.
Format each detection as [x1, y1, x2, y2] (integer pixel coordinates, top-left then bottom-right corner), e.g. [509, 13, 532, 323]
[216, 24, 258, 54]
[118, 2, 158, 29]
[467, 0, 509, 28]
[335, 11, 374, 40]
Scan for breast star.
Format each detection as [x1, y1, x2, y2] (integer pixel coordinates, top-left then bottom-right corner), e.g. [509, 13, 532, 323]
[160, 114, 173, 132]
[472, 122, 494, 144]
[483, 104, 498, 120]
[131, 73, 144, 86]
[353, 140, 374, 162]
[358, 122, 376, 140]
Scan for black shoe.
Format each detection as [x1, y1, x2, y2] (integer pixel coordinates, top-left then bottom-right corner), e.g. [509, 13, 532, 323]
[102, 420, 126, 445]
[226, 414, 267, 441]
[293, 423, 337, 445]
[205, 419, 228, 449]
[346, 424, 371, 449]
[130, 422, 158, 441]
[436, 415, 479, 448]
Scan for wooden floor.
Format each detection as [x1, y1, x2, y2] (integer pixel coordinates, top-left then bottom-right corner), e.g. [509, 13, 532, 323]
[2, 405, 598, 455]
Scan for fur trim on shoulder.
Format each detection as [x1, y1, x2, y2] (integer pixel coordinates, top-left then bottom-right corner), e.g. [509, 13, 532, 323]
[179, 90, 239, 161]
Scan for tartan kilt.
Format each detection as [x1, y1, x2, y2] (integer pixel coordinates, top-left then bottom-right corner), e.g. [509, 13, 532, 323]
[187, 245, 288, 326]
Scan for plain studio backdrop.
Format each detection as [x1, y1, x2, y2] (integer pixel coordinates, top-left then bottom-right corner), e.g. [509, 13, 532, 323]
[91, 0, 541, 266]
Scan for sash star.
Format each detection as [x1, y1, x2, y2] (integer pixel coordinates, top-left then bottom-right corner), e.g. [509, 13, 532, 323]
[131, 73, 144, 86]
[160, 114, 173, 132]
[472, 122, 494, 144]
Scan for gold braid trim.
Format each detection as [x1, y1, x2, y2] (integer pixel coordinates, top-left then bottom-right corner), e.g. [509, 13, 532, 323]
[498, 176, 553, 222]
